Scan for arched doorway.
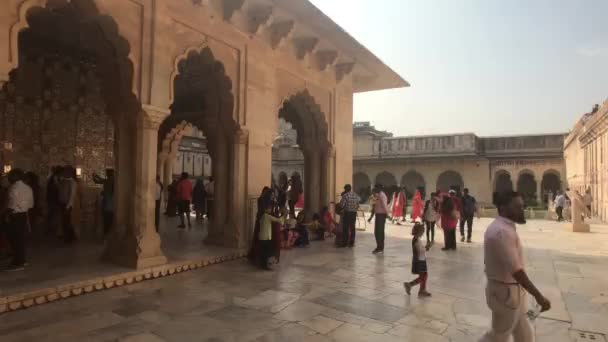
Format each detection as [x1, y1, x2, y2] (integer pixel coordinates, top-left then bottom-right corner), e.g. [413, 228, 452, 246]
[541, 170, 561, 205]
[375, 171, 398, 199]
[0, 2, 137, 242]
[353, 172, 371, 202]
[436, 170, 464, 193]
[158, 46, 236, 246]
[517, 171, 537, 206]
[494, 170, 514, 193]
[276, 91, 330, 217]
[401, 170, 426, 199]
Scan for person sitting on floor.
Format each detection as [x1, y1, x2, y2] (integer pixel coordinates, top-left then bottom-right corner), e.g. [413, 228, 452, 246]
[307, 213, 326, 241]
[293, 211, 309, 247]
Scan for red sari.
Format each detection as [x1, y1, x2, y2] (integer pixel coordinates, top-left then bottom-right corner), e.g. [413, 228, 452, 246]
[391, 191, 405, 218]
[411, 190, 424, 222]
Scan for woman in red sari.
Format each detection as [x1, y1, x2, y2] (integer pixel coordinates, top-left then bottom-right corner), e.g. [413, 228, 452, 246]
[391, 188, 406, 224]
[411, 190, 424, 222]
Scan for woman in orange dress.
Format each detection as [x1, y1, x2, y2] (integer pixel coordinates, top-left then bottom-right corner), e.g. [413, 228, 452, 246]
[391, 188, 406, 224]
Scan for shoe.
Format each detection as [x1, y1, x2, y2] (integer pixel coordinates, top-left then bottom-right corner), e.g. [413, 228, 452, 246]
[441, 247, 449, 251]
[467, 238, 472, 243]
[4, 264, 25, 272]
[372, 249, 380, 254]
[404, 282, 412, 295]
[348, 244, 354, 248]
[461, 236, 465, 242]
[177, 224, 186, 229]
[418, 291, 432, 298]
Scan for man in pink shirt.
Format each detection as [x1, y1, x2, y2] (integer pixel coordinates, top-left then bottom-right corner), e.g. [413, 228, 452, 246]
[176, 172, 193, 229]
[372, 184, 390, 254]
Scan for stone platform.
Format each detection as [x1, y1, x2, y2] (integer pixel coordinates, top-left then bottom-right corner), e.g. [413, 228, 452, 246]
[0, 217, 606, 341]
[0, 216, 244, 314]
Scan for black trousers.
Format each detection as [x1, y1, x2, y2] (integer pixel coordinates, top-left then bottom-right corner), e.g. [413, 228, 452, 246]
[374, 213, 387, 250]
[341, 211, 357, 246]
[425, 221, 435, 242]
[62, 208, 76, 243]
[6, 213, 28, 266]
[459, 215, 474, 239]
[288, 200, 296, 218]
[556, 206, 564, 221]
[155, 200, 161, 232]
[258, 240, 272, 269]
[443, 228, 457, 249]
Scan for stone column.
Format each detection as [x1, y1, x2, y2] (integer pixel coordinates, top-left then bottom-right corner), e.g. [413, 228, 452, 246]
[106, 106, 168, 268]
[224, 128, 249, 248]
[537, 179, 543, 206]
[320, 144, 335, 207]
[205, 129, 228, 245]
[302, 143, 321, 217]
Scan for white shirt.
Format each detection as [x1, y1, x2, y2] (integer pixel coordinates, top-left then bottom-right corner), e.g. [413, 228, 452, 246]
[7, 180, 34, 213]
[484, 216, 524, 284]
[414, 239, 426, 261]
[205, 181, 214, 198]
[555, 194, 566, 207]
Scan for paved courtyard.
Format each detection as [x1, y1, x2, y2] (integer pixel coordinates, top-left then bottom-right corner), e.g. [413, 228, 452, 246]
[0, 218, 607, 342]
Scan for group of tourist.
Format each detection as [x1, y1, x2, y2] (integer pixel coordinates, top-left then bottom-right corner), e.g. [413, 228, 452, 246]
[248, 175, 329, 270]
[0, 165, 114, 271]
[162, 173, 214, 230]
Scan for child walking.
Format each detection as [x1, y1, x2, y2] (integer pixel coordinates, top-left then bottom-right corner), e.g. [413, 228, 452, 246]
[259, 205, 284, 270]
[404, 223, 432, 297]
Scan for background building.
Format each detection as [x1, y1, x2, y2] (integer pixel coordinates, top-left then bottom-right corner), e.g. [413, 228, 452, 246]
[353, 123, 565, 206]
[564, 101, 608, 221]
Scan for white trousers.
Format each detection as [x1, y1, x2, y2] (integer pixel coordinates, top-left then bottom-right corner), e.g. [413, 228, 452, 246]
[479, 281, 534, 342]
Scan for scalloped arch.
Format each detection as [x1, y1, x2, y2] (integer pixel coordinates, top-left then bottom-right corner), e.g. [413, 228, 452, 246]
[168, 41, 210, 106]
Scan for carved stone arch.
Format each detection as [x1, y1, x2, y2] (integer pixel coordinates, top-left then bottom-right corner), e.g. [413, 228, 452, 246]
[516, 169, 537, 203]
[9, 0, 138, 113]
[278, 89, 330, 151]
[169, 43, 238, 128]
[168, 46, 237, 138]
[401, 170, 426, 198]
[494, 169, 514, 192]
[436, 170, 464, 193]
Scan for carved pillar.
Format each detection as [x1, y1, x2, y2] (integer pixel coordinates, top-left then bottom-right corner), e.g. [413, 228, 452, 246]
[205, 129, 228, 245]
[537, 178, 543, 206]
[320, 144, 336, 206]
[106, 106, 169, 268]
[225, 128, 249, 248]
[302, 141, 321, 217]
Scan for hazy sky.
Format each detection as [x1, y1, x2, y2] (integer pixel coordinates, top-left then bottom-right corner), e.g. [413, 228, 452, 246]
[309, 0, 608, 137]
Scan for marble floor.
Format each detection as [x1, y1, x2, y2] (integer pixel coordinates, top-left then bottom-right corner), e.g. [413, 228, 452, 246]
[0, 215, 237, 297]
[0, 217, 607, 341]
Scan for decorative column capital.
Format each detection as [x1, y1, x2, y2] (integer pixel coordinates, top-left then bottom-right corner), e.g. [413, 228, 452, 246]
[141, 105, 170, 130]
[235, 128, 249, 145]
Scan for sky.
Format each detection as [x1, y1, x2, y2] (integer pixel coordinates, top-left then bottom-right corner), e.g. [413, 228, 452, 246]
[309, 0, 608, 137]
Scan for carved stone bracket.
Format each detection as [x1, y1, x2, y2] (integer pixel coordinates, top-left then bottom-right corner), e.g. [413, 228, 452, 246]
[293, 37, 319, 60]
[235, 128, 249, 145]
[335, 63, 355, 83]
[141, 105, 170, 130]
[316, 50, 339, 72]
[264, 20, 295, 49]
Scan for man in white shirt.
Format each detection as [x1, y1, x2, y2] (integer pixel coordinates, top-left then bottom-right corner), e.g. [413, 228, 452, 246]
[480, 191, 551, 342]
[554, 191, 566, 222]
[4, 169, 34, 271]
